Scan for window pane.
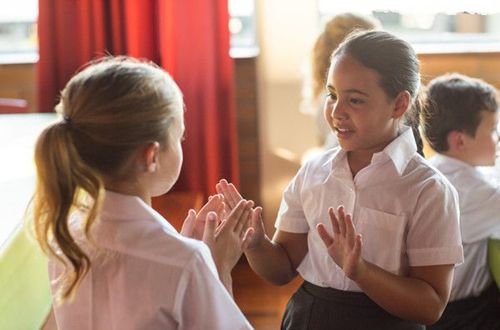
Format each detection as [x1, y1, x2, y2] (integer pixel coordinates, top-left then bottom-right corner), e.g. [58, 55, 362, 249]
[317, 1, 500, 53]
[228, 0, 258, 58]
[0, 0, 38, 62]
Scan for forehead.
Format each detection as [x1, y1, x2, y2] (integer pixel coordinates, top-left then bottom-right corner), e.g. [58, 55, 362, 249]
[480, 109, 499, 124]
[327, 54, 382, 92]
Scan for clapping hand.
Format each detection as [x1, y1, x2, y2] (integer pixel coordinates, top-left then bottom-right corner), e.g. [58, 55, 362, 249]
[180, 194, 225, 240]
[202, 199, 255, 274]
[317, 206, 365, 281]
[216, 179, 265, 250]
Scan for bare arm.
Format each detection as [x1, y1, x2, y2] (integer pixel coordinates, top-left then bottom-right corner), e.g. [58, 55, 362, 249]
[317, 206, 454, 325]
[355, 262, 453, 325]
[245, 229, 308, 285]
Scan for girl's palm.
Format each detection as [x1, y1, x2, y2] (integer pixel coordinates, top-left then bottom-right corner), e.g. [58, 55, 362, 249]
[216, 179, 266, 251]
[317, 206, 363, 280]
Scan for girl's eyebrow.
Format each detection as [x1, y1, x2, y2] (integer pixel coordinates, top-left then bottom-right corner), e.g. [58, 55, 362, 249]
[326, 84, 370, 96]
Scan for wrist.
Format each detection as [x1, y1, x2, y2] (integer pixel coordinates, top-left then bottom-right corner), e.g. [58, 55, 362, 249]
[244, 234, 269, 254]
[351, 259, 369, 283]
[219, 271, 233, 296]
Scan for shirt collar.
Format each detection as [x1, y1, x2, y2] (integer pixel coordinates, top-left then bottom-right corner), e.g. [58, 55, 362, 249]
[326, 125, 417, 176]
[323, 147, 346, 171]
[100, 190, 177, 232]
[373, 125, 417, 176]
[430, 153, 475, 171]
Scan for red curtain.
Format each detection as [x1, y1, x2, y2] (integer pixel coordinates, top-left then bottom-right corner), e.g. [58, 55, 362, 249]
[37, 0, 240, 197]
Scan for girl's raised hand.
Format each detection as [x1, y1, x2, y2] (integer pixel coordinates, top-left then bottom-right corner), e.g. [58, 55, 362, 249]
[180, 194, 225, 240]
[215, 179, 242, 214]
[202, 199, 255, 274]
[216, 179, 266, 251]
[316, 206, 365, 281]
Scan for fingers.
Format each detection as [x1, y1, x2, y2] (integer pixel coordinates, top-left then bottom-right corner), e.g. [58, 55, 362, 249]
[250, 206, 263, 228]
[202, 212, 218, 246]
[180, 209, 196, 237]
[344, 212, 356, 249]
[215, 219, 226, 236]
[234, 200, 253, 233]
[317, 223, 334, 246]
[199, 194, 223, 218]
[222, 199, 252, 233]
[213, 199, 246, 235]
[217, 200, 225, 220]
[328, 207, 341, 235]
[241, 227, 255, 250]
[337, 206, 347, 236]
[353, 234, 363, 260]
[328, 206, 358, 251]
[216, 179, 243, 209]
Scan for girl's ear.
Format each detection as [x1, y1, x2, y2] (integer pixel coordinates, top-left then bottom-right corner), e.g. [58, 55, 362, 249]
[392, 91, 411, 119]
[447, 130, 465, 152]
[144, 142, 160, 172]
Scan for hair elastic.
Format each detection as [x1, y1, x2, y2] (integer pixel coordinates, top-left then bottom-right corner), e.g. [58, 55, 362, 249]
[63, 115, 72, 126]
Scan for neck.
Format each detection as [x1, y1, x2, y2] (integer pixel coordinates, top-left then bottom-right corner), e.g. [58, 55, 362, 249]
[347, 151, 373, 177]
[441, 150, 476, 167]
[347, 128, 401, 176]
[103, 178, 152, 206]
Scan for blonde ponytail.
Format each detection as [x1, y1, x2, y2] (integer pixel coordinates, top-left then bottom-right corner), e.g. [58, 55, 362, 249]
[33, 121, 104, 302]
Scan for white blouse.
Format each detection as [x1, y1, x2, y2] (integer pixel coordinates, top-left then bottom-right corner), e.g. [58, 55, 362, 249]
[430, 154, 500, 300]
[275, 126, 464, 291]
[49, 191, 252, 330]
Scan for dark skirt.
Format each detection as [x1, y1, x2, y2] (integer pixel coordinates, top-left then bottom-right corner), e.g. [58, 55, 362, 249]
[427, 283, 500, 330]
[281, 281, 424, 330]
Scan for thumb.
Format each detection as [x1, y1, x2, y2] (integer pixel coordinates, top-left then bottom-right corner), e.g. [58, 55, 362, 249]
[202, 211, 218, 246]
[180, 209, 196, 237]
[251, 206, 263, 227]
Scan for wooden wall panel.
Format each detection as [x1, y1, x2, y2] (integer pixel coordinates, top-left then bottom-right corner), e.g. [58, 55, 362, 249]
[234, 58, 261, 205]
[0, 63, 36, 112]
[419, 52, 500, 89]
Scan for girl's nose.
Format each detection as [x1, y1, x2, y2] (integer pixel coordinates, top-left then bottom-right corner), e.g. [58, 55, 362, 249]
[332, 101, 347, 120]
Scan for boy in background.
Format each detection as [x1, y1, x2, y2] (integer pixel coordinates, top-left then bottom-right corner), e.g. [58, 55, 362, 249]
[422, 73, 500, 330]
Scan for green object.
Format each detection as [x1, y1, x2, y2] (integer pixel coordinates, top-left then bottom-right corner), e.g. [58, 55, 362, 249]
[0, 224, 52, 330]
[0, 113, 58, 329]
[489, 238, 500, 289]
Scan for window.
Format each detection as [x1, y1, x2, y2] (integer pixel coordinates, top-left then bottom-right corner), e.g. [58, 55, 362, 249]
[228, 0, 258, 58]
[0, 0, 38, 63]
[317, 1, 500, 53]
[0, 0, 258, 63]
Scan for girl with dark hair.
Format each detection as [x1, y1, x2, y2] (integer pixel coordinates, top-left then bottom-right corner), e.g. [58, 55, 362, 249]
[218, 31, 463, 329]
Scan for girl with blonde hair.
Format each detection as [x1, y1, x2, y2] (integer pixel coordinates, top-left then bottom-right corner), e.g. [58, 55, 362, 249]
[32, 56, 254, 329]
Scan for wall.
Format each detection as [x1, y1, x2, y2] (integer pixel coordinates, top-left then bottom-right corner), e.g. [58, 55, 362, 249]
[2, 51, 500, 232]
[255, 0, 319, 229]
[0, 63, 36, 112]
[419, 52, 500, 88]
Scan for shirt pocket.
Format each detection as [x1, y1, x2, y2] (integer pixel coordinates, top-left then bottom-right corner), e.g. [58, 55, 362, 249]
[356, 207, 406, 273]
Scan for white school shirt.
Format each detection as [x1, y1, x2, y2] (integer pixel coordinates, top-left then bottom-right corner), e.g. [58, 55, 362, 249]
[275, 126, 464, 291]
[49, 190, 253, 330]
[430, 154, 500, 301]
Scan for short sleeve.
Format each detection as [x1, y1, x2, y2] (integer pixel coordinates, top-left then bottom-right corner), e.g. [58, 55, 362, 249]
[406, 177, 464, 267]
[274, 167, 310, 233]
[458, 175, 500, 243]
[174, 246, 253, 330]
